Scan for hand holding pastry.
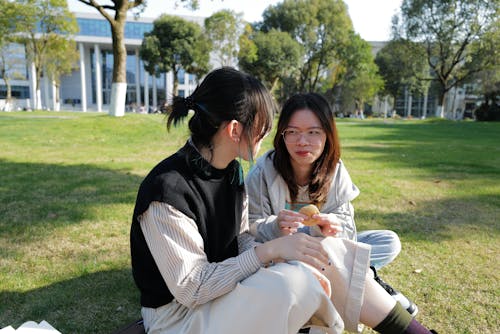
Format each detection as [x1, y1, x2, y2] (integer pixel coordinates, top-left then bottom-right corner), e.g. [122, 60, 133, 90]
[276, 209, 304, 235]
[299, 204, 343, 237]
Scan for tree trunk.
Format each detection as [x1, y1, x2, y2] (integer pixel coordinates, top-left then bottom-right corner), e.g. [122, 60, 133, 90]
[109, 9, 127, 117]
[451, 87, 458, 120]
[36, 88, 42, 110]
[35, 66, 42, 110]
[2, 77, 12, 111]
[404, 86, 408, 117]
[407, 93, 412, 118]
[436, 90, 446, 118]
[422, 88, 428, 119]
[392, 94, 398, 117]
[172, 65, 179, 97]
[359, 100, 364, 119]
[383, 96, 388, 118]
[53, 80, 60, 111]
[270, 77, 279, 96]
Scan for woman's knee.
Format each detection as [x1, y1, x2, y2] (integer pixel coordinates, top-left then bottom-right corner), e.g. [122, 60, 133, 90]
[267, 262, 328, 309]
[384, 230, 402, 256]
[362, 230, 401, 269]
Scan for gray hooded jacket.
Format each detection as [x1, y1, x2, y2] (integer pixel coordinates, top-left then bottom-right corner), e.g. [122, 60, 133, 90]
[245, 150, 360, 242]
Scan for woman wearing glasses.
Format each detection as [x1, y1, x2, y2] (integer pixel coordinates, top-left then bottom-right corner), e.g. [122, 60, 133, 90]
[246, 93, 425, 332]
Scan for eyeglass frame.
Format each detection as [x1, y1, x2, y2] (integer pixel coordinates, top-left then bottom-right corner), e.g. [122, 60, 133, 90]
[281, 128, 326, 144]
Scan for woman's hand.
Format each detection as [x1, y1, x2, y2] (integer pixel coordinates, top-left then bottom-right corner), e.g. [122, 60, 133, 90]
[276, 209, 306, 236]
[312, 213, 344, 237]
[255, 233, 330, 272]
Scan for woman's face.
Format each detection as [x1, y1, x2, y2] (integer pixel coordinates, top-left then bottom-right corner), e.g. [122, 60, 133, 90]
[282, 108, 326, 169]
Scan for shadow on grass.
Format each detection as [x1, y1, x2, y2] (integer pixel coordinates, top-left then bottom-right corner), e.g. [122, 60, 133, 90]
[356, 194, 500, 242]
[341, 121, 500, 177]
[340, 121, 500, 240]
[0, 159, 143, 239]
[0, 160, 143, 333]
[0, 269, 140, 334]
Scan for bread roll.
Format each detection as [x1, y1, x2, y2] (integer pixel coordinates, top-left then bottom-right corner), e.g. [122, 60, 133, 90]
[299, 204, 320, 226]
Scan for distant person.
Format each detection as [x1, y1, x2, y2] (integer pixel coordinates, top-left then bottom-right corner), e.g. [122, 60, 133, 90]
[130, 68, 436, 334]
[246, 93, 418, 317]
[159, 101, 168, 114]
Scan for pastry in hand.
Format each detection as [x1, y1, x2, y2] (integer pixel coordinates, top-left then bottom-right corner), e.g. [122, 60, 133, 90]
[299, 204, 320, 226]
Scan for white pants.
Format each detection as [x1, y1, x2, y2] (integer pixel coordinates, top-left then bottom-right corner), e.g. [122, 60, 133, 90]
[142, 238, 371, 334]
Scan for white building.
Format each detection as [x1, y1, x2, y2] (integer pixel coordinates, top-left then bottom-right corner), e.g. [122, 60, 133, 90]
[0, 12, 205, 113]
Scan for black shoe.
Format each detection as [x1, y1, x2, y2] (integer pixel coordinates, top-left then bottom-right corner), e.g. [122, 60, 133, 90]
[370, 266, 419, 317]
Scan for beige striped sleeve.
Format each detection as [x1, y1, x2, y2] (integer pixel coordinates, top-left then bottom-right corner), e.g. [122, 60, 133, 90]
[139, 201, 262, 309]
[238, 194, 260, 252]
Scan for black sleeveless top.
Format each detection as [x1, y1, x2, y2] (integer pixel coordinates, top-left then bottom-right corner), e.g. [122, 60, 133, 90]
[130, 141, 244, 308]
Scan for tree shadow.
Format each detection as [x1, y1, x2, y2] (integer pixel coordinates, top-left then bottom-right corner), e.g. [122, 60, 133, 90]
[338, 121, 500, 240]
[0, 159, 143, 240]
[0, 269, 141, 334]
[0, 160, 144, 332]
[356, 194, 500, 242]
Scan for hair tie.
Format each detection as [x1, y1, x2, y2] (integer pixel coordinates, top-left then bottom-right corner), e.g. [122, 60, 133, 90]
[184, 96, 196, 110]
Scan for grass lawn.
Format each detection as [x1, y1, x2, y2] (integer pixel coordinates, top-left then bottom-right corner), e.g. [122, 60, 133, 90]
[0, 111, 498, 333]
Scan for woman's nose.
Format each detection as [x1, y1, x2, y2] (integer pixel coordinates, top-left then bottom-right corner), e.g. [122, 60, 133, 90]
[297, 133, 309, 144]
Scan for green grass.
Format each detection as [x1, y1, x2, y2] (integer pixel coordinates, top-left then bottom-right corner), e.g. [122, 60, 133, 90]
[0, 111, 498, 333]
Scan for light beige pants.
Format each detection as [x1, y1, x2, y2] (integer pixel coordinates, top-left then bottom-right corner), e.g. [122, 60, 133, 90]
[142, 238, 370, 334]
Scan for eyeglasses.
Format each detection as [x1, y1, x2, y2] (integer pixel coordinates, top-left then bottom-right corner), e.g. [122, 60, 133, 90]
[281, 128, 325, 143]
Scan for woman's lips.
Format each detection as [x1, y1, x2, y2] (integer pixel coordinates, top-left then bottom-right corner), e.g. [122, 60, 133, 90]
[295, 151, 310, 157]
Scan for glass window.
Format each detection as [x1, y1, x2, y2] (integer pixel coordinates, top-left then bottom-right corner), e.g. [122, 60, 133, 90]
[0, 85, 30, 99]
[1, 43, 28, 81]
[189, 74, 196, 85]
[177, 69, 185, 85]
[77, 18, 152, 39]
[126, 51, 137, 84]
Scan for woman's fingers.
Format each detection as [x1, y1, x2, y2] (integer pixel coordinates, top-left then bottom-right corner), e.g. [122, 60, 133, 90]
[319, 224, 343, 237]
[277, 210, 304, 235]
[280, 227, 296, 236]
[290, 234, 330, 268]
[313, 214, 343, 237]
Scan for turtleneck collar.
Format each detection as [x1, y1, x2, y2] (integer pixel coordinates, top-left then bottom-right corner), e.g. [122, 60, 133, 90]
[183, 139, 242, 185]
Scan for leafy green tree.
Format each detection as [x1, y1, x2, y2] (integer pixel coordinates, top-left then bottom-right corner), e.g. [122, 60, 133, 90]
[75, 0, 198, 116]
[139, 14, 210, 96]
[467, 18, 500, 107]
[396, 0, 498, 117]
[0, 0, 17, 52]
[44, 38, 79, 110]
[238, 27, 302, 98]
[14, 0, 78, 110]
[374, 38, 429, 116]
[0, 0, 22, 110]
[260, 0, 352, 92]
[238, 23, 258, 68]
[0, 45, 26, 111]
[338, 33, 383, 115]
[204, 9, 243, 67]
[76, 0, 146, 115]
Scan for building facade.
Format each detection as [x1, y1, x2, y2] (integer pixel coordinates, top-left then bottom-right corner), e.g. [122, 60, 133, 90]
[0, 12, 483, 118]
[0, 12, 203, 113]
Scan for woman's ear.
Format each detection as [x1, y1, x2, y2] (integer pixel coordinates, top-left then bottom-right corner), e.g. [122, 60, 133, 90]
[227, 120, 243, 143]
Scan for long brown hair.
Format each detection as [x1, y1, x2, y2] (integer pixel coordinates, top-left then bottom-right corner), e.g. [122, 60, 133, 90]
[273, 93, 340, 207]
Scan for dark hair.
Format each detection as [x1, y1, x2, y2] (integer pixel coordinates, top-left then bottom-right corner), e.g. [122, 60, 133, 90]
[167, 67, 276, 161]
[273, 93, 340, 207]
